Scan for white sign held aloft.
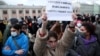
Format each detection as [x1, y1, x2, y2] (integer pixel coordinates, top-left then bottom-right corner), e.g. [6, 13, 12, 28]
[46, 0, 73, 21]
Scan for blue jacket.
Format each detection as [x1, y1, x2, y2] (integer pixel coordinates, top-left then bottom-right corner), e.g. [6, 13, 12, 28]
[2, 33, 29, 56]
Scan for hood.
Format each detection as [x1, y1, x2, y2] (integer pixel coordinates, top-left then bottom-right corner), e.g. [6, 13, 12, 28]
[81, 35, 97, 45]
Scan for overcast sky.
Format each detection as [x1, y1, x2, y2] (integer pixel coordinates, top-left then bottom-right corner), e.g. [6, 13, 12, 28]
[3, 0, 46, 6]
[2, 0, 100, 6]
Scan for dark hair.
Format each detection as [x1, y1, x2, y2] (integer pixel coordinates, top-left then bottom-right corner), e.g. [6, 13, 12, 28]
[10, 18, 18, 25]
[47, 31, 58, 41]
[11, 23, 22, 30]
[82, 22, 95, 35]
[21, 17, 24, 21]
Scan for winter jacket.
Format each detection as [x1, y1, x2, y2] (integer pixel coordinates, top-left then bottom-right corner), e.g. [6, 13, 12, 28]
[2, 33, 29, 56]
[34, 28, 75, 56]
[68, 35, 100, 56]
[95, 23, 100, 45]
[3, 25, 11, 45]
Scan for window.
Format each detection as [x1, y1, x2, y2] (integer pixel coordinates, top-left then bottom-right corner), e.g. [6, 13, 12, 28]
[26, 10, 29, 14]
[43, 9, 45, 12]
[32, 10, 36, 13]
[38, 10, 41, 13]
[19, 10, 23, 14]
[12, 10, 16, 14]
[3, 10, 7, 14]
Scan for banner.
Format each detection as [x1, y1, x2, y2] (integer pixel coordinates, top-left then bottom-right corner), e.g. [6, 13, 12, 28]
[46, 0, 73, 21]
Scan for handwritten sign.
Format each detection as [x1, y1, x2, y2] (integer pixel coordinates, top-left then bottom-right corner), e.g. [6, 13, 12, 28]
[46, 0, 73, 21]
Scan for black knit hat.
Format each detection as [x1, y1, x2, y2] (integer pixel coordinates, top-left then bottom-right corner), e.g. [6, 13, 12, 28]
[10, 18, 18, 25]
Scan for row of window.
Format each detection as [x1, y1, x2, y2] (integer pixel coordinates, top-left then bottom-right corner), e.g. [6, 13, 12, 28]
[3, 10, 41, 14]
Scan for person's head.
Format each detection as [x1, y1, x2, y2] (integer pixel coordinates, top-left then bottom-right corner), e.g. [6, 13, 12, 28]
[0, 18, 4, 23]
[10, 24, 22, 37]
[97, 17, 100, 24]
[9, 18, 18, 25]
[21, 23, 28, 34]
[79, 22, 95, 37]
[25, 18, 32, 24]
[47, 31, 58, 49]
[4, 17, 7, 20]
[21, 17, 24, 21]
[0, 20, 3, 24]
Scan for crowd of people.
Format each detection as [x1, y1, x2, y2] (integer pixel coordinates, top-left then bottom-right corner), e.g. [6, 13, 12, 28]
[0, 13, 100, 56]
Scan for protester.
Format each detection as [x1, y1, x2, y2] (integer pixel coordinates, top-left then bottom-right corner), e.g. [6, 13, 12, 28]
[33, 14, 75, 56]
[37, 17, 42, 27]
[3, 18, 18, 45]
[0, 19, 6, 55]
[0, 7, 100, 56]
[3, 17, 8, 25]
[95, 17, 100, 45]
[2, 24, 29, 56]
[90, 14, 95, 23]
[19, 17, 25, 25]
[32, 20, 39, 35]
[0, 19, 6, 34]
[25, 17, 34, 34]
[83, 13, 91, 22]
[20, 22, 36, 56]
[68, 22, 100, 56]
[0, 30, 3, 55]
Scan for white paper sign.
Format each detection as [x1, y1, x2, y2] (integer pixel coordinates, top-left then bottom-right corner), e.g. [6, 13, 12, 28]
[46, 0, 73, 21]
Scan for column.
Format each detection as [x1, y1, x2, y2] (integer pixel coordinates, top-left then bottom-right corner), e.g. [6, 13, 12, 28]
[29, 9, 32, 18]
[8, 9, 11, 20]
[23, 8, 25, 19]
[16, 9, 19, 19]
[36, 9, 38, 17]
[0, 9, 2, 19]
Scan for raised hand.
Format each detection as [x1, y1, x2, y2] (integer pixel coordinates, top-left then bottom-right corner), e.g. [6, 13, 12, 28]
[68, 22, 75, 32]
[40, 13, 48, 36]
[41, 13, 48, 25]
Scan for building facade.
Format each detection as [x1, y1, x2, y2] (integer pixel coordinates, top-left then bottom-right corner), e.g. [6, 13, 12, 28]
[0, 5, 45, 20]
[0, 4, 100, 20]
[75, 4, 100, 14]
[80, 4, 94, 14]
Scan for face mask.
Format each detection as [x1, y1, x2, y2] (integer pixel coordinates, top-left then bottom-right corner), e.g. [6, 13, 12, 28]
[11, 32, 17, 37]
[77, 23, 82, 28]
